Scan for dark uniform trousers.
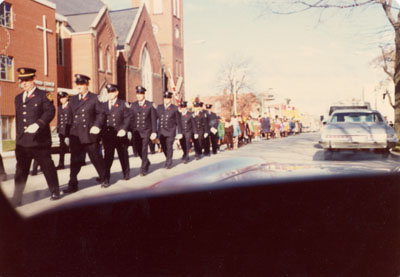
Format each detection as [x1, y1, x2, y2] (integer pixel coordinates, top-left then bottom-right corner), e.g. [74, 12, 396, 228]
[58, 134, 68, 166]
[14, 146, 59, 206]
[103, 132, 130, 180]
[68, 92, 106, 189]
[193, 112, 208, 157]
[208, 111, 219, 154]
[202, 111, 211, 156]
[57, 103, 72, 167]
[179, 112, 196, 162]
[13, 88, 59, 206]
[156, 104, 182, 168]
[102, 99, 131, 180]
[69, 135, 105, 186]
[130, 100, 157, 173]
[134, 131, 151, 171]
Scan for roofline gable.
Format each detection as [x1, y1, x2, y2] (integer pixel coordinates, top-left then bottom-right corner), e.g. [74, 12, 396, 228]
[33, 0, 56, 9]
[125, 3, 144, 46]
[90, 6, 107, 29]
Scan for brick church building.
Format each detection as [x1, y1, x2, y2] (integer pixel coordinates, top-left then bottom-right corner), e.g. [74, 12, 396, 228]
[0, 0, 184, 149]
[0, 0, 58, 145]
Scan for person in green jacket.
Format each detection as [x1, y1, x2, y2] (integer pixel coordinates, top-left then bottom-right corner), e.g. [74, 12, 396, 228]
[217, 117, 225, 148]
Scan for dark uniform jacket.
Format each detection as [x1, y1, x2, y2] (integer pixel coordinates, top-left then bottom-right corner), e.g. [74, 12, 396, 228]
[15, 87, 55, 148]
[69, 92, 105, 144]
[129, 100, 157, 138]
[156, 104, 182, 137]
[102, 99, 131, 135]
[193, 111, 209, 136]
[57, 102, 72, 136]
[180, 111, 197, 137]
[207, 111, 219, 129]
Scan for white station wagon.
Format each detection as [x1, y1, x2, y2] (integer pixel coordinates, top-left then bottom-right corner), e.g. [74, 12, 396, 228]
[319, 109, 398, 159]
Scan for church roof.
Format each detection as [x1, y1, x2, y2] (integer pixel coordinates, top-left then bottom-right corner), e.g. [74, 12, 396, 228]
[49, 0, 106, 16]
[66, 13, 99, 32]
[110, 8, 140, 49]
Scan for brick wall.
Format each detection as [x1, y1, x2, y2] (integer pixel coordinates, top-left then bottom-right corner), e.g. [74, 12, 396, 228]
[0, 0, 58, 127]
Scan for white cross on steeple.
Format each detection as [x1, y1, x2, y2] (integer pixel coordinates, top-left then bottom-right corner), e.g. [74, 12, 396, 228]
[36, 15, 52, 76]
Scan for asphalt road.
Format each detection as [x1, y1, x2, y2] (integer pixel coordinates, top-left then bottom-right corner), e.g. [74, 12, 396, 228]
[2, 132, 399, 216]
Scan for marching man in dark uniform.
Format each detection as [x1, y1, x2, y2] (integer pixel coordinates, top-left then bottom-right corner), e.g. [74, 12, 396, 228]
[101, 84, 131, 186]
[156, 92, 182, 169]
[56, 91, 72, 170]
[193, 102, 209, 159]
[13, 67, 60, 206]
[199, 102, 211, 156]
[130, 85, 157, 176]
[206, 104, 219, 155]
[179, 101, 198, 164]
[64, 74, 107, 193]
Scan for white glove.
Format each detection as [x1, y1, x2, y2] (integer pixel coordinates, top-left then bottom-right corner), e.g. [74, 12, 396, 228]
[65, 137, 70, 147]
[204, 133, 208, 138]
[194, 134, 199, 139]
[211, 127, 217, 134]
[89, 126, 100, 134]
[150, 133, 157, 140]
[24, 123, 39, 133]
[117, 130, 126, 137]
[127, 131, 132, 140]
[245, 135, 249, 139]
[176, 134, 183, 140]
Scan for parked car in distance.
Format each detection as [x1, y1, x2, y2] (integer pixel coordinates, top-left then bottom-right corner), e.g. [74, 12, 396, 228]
[319, 109, 398, 159]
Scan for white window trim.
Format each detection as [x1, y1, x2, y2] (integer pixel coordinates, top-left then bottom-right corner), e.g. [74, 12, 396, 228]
[99, 47, 104, 71]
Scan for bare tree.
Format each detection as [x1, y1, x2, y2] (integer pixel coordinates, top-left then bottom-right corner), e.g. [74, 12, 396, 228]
[256, 0, 400, 136]
[216, 54, 254, 115]
[371, 45, 396, 107]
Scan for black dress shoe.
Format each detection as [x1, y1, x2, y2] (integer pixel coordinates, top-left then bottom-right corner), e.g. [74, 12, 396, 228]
[56, 165, 65, 170]
[124, 175, 130, 181]
[101, 180, 110, 188]
[184, 159, 189, 164]
[166, 165, 173, 170]
[50, 192, 60, 200]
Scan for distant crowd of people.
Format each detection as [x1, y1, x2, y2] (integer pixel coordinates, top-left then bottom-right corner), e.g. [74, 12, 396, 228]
[211, 113, 303, 151]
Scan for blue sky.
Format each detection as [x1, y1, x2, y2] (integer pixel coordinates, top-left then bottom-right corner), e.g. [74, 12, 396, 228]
[103, 0, 395, 118]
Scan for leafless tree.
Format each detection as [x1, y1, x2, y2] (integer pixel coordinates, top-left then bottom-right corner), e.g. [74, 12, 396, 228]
[370, 45, 396, 107]
[256, 0, 400, 136]
[216, 54, 254, 115]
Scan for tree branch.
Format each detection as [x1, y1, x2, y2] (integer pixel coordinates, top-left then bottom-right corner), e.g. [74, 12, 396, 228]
[383, 89, 396, 108]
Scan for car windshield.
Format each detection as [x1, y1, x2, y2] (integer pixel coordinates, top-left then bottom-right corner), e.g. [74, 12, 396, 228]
[331, 112, 383, 123]
[1, 0, 400, 218]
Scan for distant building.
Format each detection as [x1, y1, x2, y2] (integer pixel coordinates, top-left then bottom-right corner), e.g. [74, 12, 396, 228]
[50, 0, 118, 97]
[111, 5, 163, 104]
[131, 0, 185, 102]
[0, 0, 174, 150]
